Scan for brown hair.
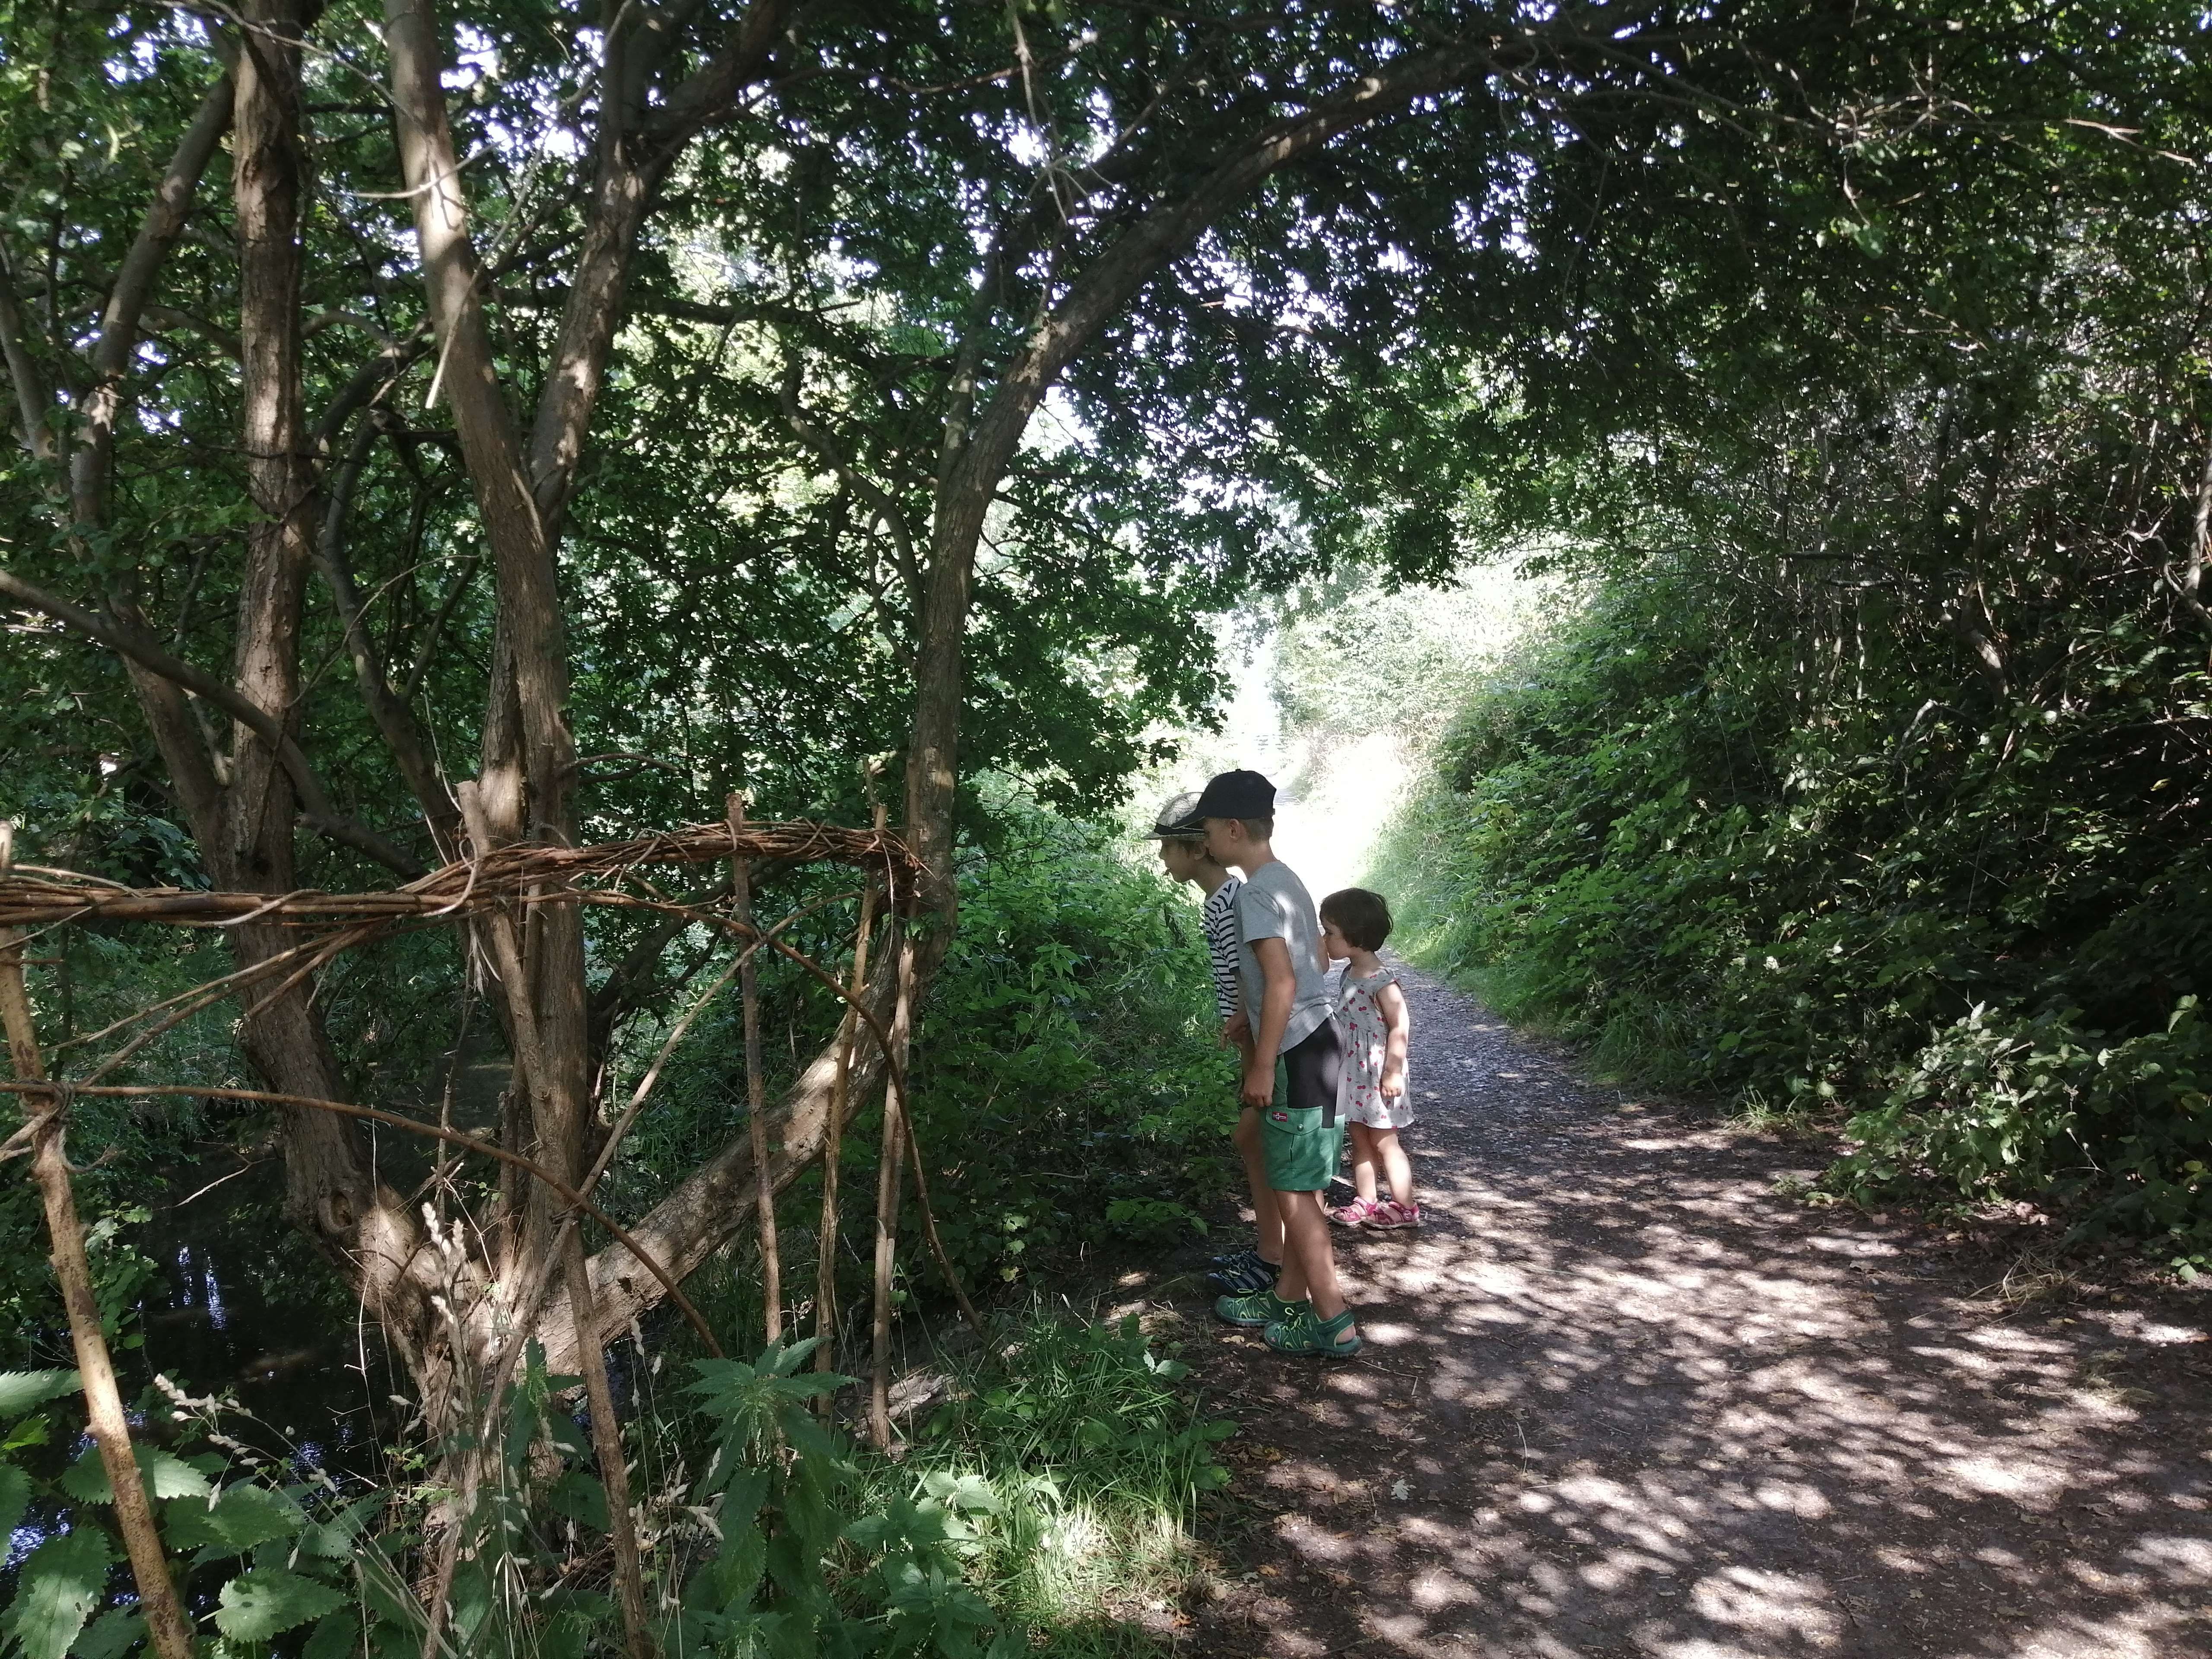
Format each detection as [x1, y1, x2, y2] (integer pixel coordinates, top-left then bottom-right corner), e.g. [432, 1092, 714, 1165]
[1319, 887, 1393, 951]
[1235, 816, 1274, 840]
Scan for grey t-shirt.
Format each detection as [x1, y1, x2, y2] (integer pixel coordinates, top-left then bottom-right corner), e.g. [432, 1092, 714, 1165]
[1232, 860, 1332, 1054]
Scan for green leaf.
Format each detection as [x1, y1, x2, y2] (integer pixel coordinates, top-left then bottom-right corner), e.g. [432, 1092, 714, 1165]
[766, 1336, 825, 1376]
[73, 1607, 143, 1659]
[6, 1526, 114, 1659]
[301, 1609, 362, 1659]
[547, 1469, 607, 1531]
[299, 1493, 387, 1560]
[920, 1471, 1000, 1515]
[58, 1443, 213, 1503]
[213, 1567, 348, 1640]
[163, 1482, 306, 1555]
[0, 1464, 30, 1543]
[0, 1372, 80, 1420]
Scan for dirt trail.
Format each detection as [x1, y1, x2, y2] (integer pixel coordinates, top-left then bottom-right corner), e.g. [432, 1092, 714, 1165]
[1175, 965, 2212, 1658]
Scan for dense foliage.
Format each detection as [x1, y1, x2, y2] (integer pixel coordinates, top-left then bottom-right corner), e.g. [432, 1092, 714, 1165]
[1388, 562, 2212, 1255]
[1370, 0, 2212, 1264]
[605, 806, 1235, 1323]
[1382, 44, 2212, 1260]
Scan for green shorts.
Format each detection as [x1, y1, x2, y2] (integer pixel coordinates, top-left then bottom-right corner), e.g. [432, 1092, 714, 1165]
[1261, 1099, 1344, 1194]
[1258, 1020, 1345, 1193]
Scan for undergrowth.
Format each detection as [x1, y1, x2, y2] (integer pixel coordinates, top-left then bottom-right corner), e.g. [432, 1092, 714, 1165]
[0, 1310, 1227, 1659]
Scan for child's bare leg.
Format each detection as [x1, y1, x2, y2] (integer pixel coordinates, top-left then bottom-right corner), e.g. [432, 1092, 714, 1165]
[1233, 1107, 1284, 1264]
[1346, 1122, 1381, 1205]
[1373, 1127, 1415, 1209]
[1275, 1191, 1349, 1322]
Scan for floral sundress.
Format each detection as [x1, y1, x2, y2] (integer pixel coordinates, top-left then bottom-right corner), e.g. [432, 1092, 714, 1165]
[1334, 965, 1412, 1130]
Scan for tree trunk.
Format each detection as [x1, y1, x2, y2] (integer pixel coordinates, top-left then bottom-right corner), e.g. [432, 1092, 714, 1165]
[222, 0, 466, 1418]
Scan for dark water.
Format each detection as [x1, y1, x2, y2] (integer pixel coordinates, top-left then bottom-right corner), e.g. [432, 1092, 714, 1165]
[127, 1148, 408, 1480]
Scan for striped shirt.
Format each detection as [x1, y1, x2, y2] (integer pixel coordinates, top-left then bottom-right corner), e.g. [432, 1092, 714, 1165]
[1200, 877, 1243, 1022]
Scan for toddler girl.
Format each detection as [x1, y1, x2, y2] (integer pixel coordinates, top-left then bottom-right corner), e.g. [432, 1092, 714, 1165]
[1318, 887, 1418, 1229]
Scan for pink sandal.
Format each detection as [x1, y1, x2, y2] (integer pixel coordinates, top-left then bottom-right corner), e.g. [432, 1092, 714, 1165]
[1328, 1198, 1378, 1228]
[1366, 1200, 1421, 1230]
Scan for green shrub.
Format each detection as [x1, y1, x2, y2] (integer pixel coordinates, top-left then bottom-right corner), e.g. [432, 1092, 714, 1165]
[1379, 563, 2212, 1258]
[896, 810, 1238, 1286]
[1832, 998, 2212, 1261]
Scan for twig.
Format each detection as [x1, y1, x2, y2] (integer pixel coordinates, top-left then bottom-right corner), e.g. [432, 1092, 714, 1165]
[0, 817, 929, 928]
[564, 1227, 651, 1659]
[899, 1101, 986, 1342]
[580, 888, 862, 1201]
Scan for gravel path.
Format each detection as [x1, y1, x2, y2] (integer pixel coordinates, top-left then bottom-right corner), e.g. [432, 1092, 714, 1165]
[1177, 965, 2212, 1658]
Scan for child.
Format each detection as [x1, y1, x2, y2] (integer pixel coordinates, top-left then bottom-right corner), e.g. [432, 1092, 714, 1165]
[1144, 791, 1243, 1042]
[1144, 793, 1271, 1292]
[1196, 769, 1361, 1359]
[1319, 888, 1418, 1229]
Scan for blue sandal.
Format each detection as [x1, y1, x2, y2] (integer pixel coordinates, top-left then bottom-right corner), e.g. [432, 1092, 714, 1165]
[1206, 1249, 1280, 1295]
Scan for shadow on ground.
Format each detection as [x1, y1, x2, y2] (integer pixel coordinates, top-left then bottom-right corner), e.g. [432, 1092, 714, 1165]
[1170, 968, 2212, 1659]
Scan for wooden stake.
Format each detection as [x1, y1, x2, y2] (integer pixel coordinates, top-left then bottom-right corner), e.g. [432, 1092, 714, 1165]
[729, 793, 782, 1345]
[453, 784, 652, 1659]
[868, 925, 918, 1450]
[817, 802, 885, 1389]
[563, 1233, 651, 1659]
[0, 855, 194, 1659]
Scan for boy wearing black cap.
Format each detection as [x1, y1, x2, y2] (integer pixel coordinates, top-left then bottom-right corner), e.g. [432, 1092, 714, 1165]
[1195, 769, 1362, 1359]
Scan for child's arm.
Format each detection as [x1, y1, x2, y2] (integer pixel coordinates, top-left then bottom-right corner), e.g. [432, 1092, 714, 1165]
[1243, 937, 1296, 1109]
[1376, 980, 1410, 1097]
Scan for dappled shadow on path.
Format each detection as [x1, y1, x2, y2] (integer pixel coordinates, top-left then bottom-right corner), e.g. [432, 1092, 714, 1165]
[1176, 969, 2212, 1659]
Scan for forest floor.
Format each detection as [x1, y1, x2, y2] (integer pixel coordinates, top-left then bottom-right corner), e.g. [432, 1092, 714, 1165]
[1153, 965, 2212, 1658]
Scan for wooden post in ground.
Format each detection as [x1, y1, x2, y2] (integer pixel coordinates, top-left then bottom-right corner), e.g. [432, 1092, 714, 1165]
[0, 825, 195, 1659]
[816, 801, 885, 1395]
[729, 793, 782, 1346]
[868, 925, 918, 1449]
[452, 785, 653, 1659]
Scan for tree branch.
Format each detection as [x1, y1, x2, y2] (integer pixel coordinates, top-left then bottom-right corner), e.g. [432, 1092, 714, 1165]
[2164, 431, 2212, 636]
[69, 60, 235, 531]
[0, 244, 57, 462]
[401, 550, 480, 704]
[649, 0, 791, 142]
[779, 351, 921, 604]
[315, 413, 462, 855]
[0, 566, 423, 876]
[907, 35, 1492, 887]
[384, 0, 571, 847]
[523, 0, 791, 533]
[310, 330, 431, 457]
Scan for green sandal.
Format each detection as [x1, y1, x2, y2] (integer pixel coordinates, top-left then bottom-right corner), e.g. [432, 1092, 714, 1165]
[1214, 1287, 1295, 1328]
[1264, 1306, 1362, 1358]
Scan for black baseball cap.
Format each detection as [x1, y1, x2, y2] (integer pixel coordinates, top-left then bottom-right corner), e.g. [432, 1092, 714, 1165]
[1190, 769, 1275, 820]
[1143, 790, 1206, 839]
